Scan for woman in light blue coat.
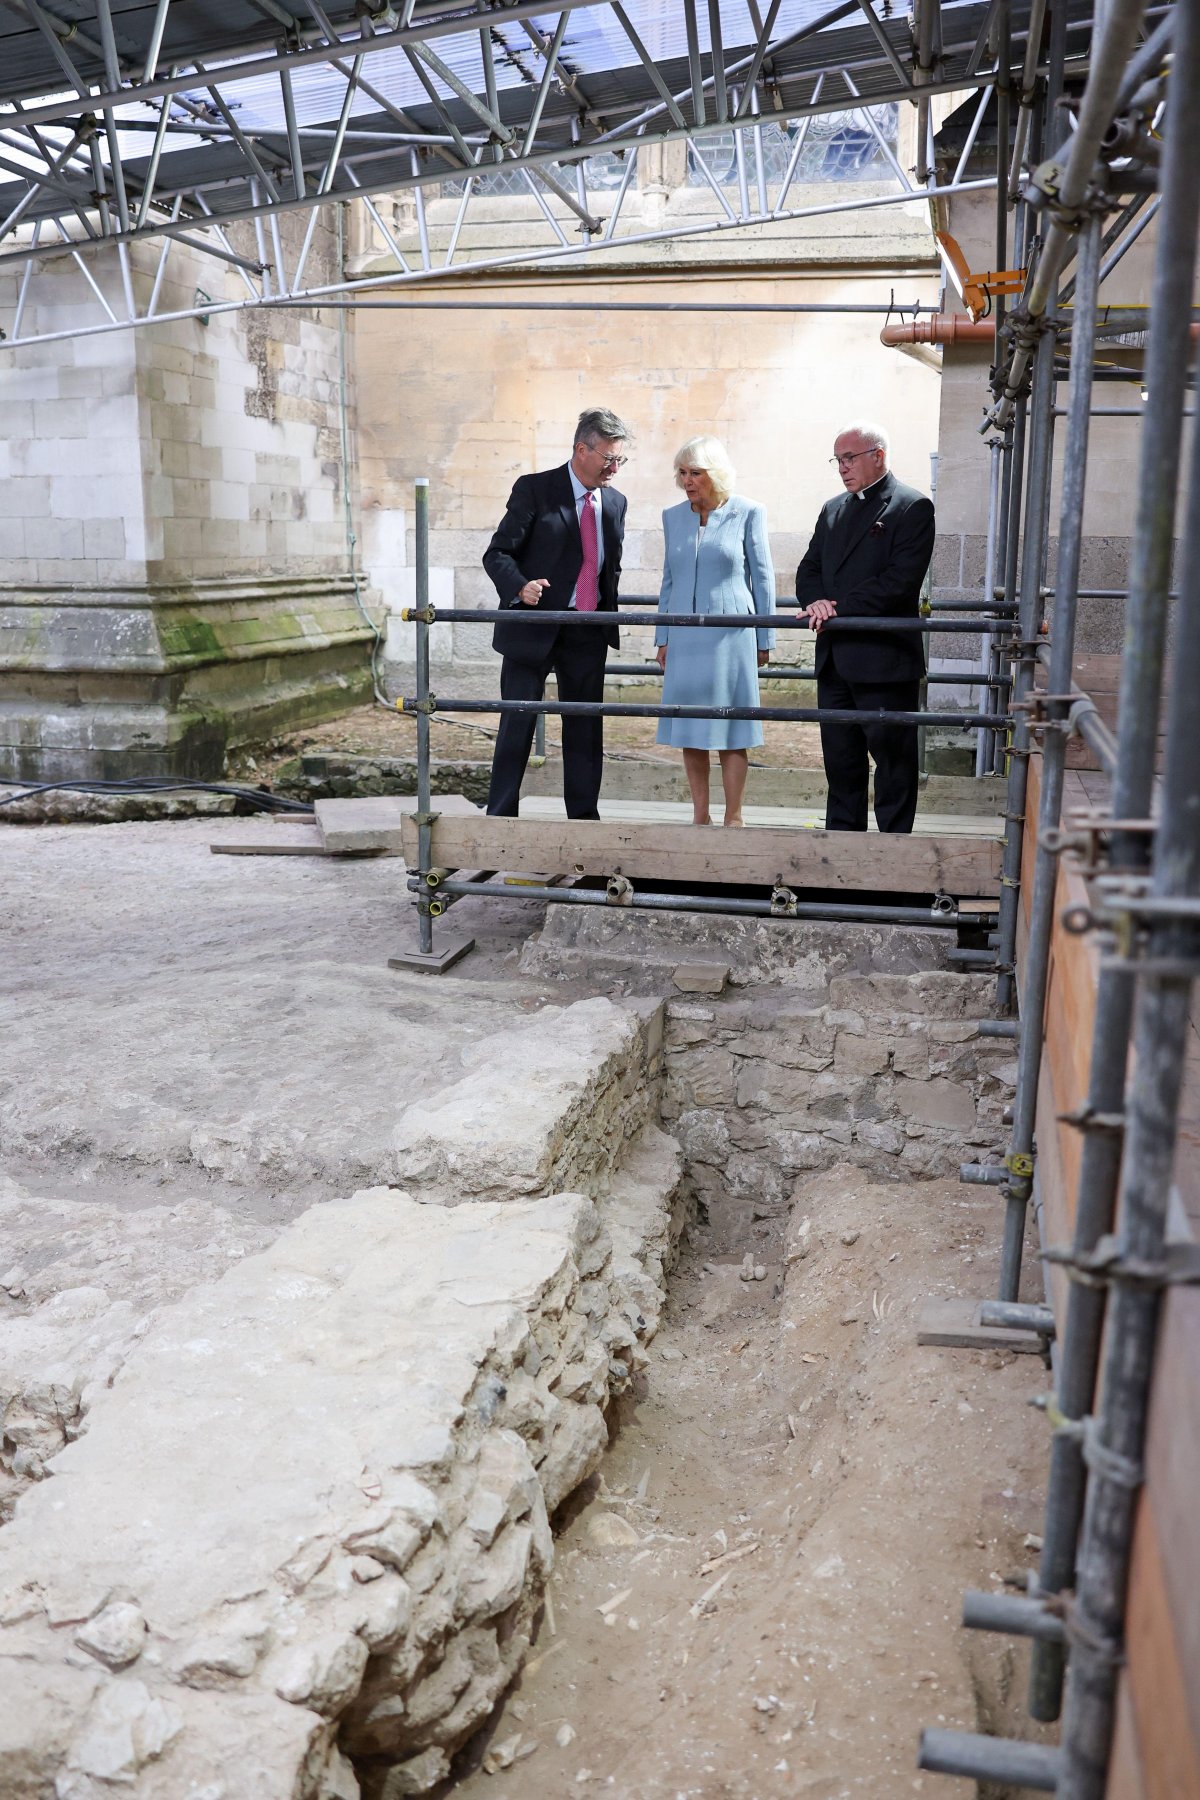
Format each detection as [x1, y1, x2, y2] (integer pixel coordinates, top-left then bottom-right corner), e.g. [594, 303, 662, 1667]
[654, 436, 775, 826]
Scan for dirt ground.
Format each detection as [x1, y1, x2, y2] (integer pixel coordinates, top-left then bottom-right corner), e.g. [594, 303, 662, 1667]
[237, 701, 828, 781]
[443, 1166, 1054, 1800]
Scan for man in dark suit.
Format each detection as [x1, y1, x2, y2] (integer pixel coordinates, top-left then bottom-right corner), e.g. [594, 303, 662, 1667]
[795, 422, 935, 833]
[484, 407, 630, 818]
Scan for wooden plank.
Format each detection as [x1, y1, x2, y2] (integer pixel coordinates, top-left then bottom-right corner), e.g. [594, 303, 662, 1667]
[1141, 1288, 1200, 1743]
[316, 793, 479, 854]
[210, 825, 327, 857]
[401, 814, 1002, 897]
[1122, 1494, 1200, 1799]
[1106, 1673, 1146, 1800]
[916, 1298, 1044, 1353]
[1034, 1069, 1075, 1321]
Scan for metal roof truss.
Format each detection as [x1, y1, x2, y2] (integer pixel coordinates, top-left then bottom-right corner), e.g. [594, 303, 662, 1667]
[0, 0, 1085, 349]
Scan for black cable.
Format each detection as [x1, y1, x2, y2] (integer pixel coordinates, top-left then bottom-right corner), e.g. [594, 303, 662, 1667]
[0, 779, 314, 813]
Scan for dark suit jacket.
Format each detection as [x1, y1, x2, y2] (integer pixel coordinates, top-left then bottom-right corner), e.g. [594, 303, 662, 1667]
[794, 471, 935, 684]
[484, 463, 626, 665]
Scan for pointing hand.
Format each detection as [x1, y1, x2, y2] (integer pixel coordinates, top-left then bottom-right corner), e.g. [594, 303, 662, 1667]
[518, 578, 551, 606]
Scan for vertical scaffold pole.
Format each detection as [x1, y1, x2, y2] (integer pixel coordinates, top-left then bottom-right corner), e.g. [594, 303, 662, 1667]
[976, 437, 1003, 777]
[414, 477, 434, 958]
[389, 478, 476, 975]
[994, 322, 1056, 1028]
[996, 397, 1027, 778]
[1029, 0, 1200, 1717]
[997, 214, 1101, 1304]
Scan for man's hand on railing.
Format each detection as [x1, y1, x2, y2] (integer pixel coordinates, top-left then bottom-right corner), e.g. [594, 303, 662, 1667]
[801, 598, 838, 632]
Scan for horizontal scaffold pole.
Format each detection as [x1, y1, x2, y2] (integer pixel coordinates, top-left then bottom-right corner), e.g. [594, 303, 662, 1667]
[401, 698, 1010, 728]
[413, 878, 995, 931]
[600, 663, 1010, 686]
[405, 608, 1013, 635]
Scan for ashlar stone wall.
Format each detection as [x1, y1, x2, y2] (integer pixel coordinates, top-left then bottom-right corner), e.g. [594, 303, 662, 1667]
[0, 210, 375, 779]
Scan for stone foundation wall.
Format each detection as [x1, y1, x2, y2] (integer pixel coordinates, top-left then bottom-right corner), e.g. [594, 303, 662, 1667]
[663, 972, 1014, 1221]
[0, 995, 686, 1799]
[521, 910, 1016, 1222]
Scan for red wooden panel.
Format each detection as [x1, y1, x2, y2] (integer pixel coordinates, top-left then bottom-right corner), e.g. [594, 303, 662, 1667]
[1107, 1672, 1146, 1800]
[1123, 1495, 1200, 1799]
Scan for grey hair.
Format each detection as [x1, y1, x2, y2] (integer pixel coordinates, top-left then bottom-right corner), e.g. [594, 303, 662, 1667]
[837, 420, 890, 458]
[575, 407, 631, 448]
[673, 435, 736, 507]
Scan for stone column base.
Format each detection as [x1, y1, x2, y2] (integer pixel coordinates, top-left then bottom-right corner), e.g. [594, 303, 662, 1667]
[0, 574, 379, 781]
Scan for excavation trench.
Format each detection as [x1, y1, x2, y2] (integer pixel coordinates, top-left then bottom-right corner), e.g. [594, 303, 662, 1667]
[0, 820, 1051, 1798]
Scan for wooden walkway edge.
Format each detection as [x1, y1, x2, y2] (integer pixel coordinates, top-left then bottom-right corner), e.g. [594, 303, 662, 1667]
[401, 813, 1002, 898]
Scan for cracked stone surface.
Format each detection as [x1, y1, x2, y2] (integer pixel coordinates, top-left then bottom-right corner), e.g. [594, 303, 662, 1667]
[0, 1174, 683, 1799]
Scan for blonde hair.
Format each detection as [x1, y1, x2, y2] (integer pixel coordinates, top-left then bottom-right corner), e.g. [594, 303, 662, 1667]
[673, 435, 735, 507]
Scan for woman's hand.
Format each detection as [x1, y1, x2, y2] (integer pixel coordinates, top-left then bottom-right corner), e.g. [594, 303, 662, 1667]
[757, 650, 769, 668]
[656, 645, 667, 671]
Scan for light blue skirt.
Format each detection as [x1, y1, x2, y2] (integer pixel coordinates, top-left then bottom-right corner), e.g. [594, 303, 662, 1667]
[656, 619, 763, 750]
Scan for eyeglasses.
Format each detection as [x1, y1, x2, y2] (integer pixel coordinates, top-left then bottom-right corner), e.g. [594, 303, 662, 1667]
[580, 444, 628, 469]
[830, 450, 881, 468]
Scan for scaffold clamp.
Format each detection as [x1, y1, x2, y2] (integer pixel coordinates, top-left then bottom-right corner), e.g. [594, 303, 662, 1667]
[606, 873, 634, 906]
[400, 606, 436, 624]
[1057, 1103, 1125, 1135]
[1043, 1235, 1200, 1292]
[771, 884, 798, 917]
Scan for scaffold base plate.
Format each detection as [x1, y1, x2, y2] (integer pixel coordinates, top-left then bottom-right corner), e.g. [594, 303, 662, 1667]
[388, 936, 476, 974]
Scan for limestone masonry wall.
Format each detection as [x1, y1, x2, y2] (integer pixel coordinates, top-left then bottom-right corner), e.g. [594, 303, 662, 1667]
[0, 994, 685, 1799]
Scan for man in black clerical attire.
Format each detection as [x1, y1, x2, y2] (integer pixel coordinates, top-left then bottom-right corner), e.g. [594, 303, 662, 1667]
[795, 421, 935, 834]
[483, 407, 630, 819]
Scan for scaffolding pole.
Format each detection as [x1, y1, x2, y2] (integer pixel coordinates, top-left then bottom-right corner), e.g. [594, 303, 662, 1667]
[995, 210, 1102, 1305]
[993, 322, 1057, 1023]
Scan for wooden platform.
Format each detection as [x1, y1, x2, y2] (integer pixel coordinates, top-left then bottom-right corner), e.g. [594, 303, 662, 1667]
[403, 809, 1003, 898]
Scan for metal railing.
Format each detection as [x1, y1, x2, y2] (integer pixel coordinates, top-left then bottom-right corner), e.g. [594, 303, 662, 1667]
[397, 540, 1016, 961]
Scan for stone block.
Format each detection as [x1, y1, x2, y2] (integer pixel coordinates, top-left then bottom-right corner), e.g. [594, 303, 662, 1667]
[672, 961, 730, 995]
[671, 1044, 737, 1108]
[834, 1032, 890, 1076]
[733, 1058, 816, 1115]
[0, 476, 49, 519]
[892, 1076, 977, 1131]
[891, 1034, 930, 1079]
[393, 996, 654, 1198]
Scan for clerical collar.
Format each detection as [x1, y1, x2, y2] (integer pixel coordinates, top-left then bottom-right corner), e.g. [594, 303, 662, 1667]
[856, 472, 889, 502]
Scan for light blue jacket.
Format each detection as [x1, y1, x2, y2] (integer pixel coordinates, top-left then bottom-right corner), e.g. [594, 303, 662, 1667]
[654, 495, 776, 651]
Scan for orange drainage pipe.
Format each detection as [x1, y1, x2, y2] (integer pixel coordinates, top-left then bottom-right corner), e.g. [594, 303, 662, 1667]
[880, 317, 996, 346]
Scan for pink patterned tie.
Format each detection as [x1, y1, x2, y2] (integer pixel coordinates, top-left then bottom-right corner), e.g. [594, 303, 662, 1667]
[577, 491, 599, 612]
